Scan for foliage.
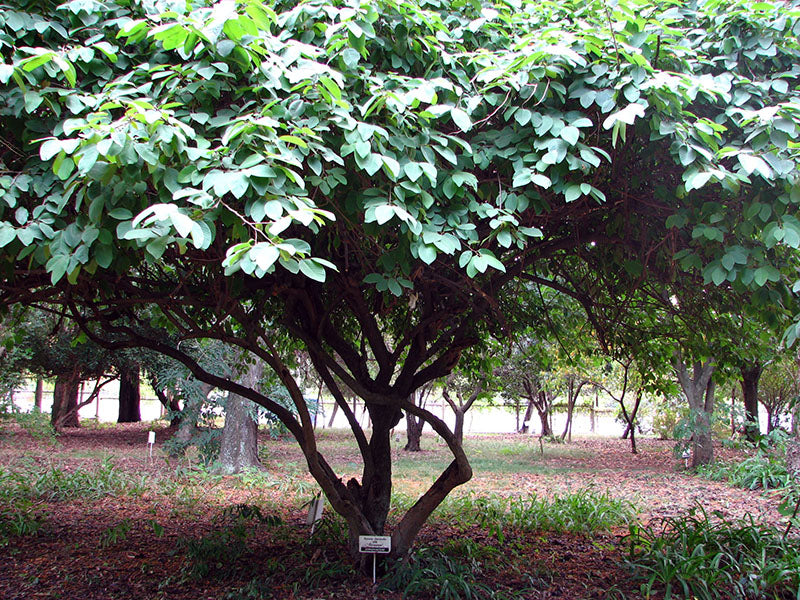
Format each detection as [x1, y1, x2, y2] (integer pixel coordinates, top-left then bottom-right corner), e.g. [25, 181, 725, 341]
[0, 459, 148, 502]
[625, 506, 800, 600]
[436, 489, 637, 541]
[379, 546, 494, 600]
[651, 396, 687, 440]
[174, 503, 284, 581]
[5, 409, 58, 443]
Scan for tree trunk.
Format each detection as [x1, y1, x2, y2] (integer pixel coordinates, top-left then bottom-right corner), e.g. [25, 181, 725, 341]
[153, 386, 181, 427]
[117, 365, 141, 423]
[327, 400, 339, 428]
[51, 373, 80, 428]
[403, 410, 423, 452]
[674, 356, 716, 467]
[213, 360, 264, 475]
[453, 408, 466, 446]
[34, 377, 43, 411]
[740, 364, 761, 443]
[537, 408, 553, 437]
[520, 398, 535, 434]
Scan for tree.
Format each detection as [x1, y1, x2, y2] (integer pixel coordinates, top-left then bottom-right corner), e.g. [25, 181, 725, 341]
[2, 0, 799, 566]
[214, 356, 265, 474]
[117, 364, 141, 423]
[403, 383, 433, 452]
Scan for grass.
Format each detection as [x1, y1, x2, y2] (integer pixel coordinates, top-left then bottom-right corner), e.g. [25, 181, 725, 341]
[427, 488, 637, 540]
[625, 506, 800, 600]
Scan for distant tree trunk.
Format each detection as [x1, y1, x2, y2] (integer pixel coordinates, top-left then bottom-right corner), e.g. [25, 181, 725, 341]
[214, 360, 265, 474]
[740, 364, 761, 443]
[34, 377, 43, 411]
[404, 410, 424, 452]
[674, 356, 716, 467]
[520, 398, 535, 434]
[327, 401, 339, 428]
[442, 379, 482, 446]
[117, 365, 141, 423]
[561, 379, 586, 442]
[51, 373, 80, 428]
[537, 403, 553, 437]
[153, 386, 181, 427]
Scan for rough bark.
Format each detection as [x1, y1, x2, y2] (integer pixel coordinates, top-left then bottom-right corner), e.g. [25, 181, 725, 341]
[51, 373, 80, 428]
[117, 365, 141, 423]
[404, 409, 423, 451]
[213, 359, 264, 474]
[674, 356, 716, 467]
[740, 364, 762, 443]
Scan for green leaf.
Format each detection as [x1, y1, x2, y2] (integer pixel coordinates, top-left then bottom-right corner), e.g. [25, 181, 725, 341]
[374, 204, 395, 225]
[418, 244, 437, 264]
[251, 244, 280, 271]
[450, 108, 472, 132]
[560, 125, 579, 145]
[738, 154, 773, 179]
[299, 258, 327, 282]
[602, 103, 646, 129]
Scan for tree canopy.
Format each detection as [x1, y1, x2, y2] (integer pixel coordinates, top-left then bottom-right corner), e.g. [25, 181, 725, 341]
[1, 0, 800, 563]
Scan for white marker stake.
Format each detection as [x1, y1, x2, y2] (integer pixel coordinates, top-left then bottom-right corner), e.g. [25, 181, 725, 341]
[359, 535, 391, 584]
[306, 494, 325, 535]
[147, 431, 155, 461]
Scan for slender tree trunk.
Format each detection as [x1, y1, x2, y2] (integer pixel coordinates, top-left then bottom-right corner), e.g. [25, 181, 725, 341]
[214, 360, 264, 474]
[327, 401, 339, 428]
[34, 377, 43, 411]
[520, 398, 535, 434]
[153, 387, 181, 427]
[117, 365, 141, 423]
[453, 408, 466, 446]
[51, 373, 80, 428]
[740, 364, 761, 443]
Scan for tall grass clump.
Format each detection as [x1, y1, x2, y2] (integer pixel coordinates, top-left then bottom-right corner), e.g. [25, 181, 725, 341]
[434, 489, 636, 541]
[625, 506, 800, 600]
[0, 460, 149, 502]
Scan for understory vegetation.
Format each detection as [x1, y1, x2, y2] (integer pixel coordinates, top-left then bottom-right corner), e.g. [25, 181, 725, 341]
[0, 427, 796, 599]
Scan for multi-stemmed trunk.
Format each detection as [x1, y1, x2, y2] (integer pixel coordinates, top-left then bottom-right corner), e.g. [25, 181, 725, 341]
[674, 355, 716, 467]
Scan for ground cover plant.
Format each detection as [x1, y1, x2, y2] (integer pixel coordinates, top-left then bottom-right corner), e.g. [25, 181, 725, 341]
[0, 422, 794, 600]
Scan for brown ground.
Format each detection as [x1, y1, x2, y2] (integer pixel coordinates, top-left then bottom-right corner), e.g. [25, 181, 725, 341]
[0, 423, 785, 600]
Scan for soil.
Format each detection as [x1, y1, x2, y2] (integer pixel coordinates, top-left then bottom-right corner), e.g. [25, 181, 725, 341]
[0, 423, 787, 600]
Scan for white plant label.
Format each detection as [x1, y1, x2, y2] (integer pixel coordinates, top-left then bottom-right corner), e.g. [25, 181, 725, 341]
[358, 535, 391, 554]
[306, 495, 324, 526]
[148, 431, 156, 444]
